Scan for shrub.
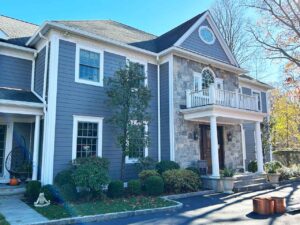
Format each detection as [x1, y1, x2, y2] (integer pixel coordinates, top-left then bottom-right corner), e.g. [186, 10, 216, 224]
[25, 181, 41, 203]
[138, 170, 160, 184]
[156, 161, 180, 174]
[144, 176, 164, 196]
[136, 157, 157, 172]
[264, 161, 283, 174]
[221, 168, 235, 177]
[107, 180, 124, 198]
[59, 183, 78, 202]
[186, 167, 200, 176]
[248, 160, 257, 173]
[162, 169, 201, 194]
[54, 169, 74, 187]
[127, 180, 141, 195]
[278, 165, 300, 180]
[40, 185, 60, 203]
[72, 157, 110, 194]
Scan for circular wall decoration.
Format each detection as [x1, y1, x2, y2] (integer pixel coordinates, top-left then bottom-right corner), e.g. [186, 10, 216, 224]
[198, 26, 215, 45]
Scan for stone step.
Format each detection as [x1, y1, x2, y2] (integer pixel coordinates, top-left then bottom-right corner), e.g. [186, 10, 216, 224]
[233, 182, 273, 193]
[235, 177, 267, 186]
[235, 173, 267, 181]
[0, 185, 26, 196]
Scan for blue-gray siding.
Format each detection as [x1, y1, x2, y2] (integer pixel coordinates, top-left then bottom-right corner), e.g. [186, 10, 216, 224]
[0, 54, 32, 90]
[261, 92, 267, 113]
[242, 87, 252, 95]
[160, 62, 170, 160]
[180, 19, 231, 65]
[34, 47, 46, 97]
[54, 40, 158, 180]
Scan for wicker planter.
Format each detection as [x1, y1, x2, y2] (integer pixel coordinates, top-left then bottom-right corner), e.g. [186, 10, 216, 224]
[253, 197, 275, 215]
[267, 173, 280, 185]
[272, 197, 286, 214]
[222, 177, 235, 194]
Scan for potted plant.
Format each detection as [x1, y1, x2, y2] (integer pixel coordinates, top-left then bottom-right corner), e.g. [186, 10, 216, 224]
[264, 161, 283, 185]
[221, 168, 235, 194]
[9, 176, 19, 186]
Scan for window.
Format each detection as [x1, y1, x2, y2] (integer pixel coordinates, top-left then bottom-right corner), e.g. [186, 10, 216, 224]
[75, 45, 103, 86]
[194, 73, 202, 92]
[72, 116, 103, 159]
[199, 26, 215, 45]
[252, 91, 261, 111]
[201, 68, 215, 89]
[215, 78, 224, 90]
[125, 121, 148, 164]
[127, 59, 148, 88]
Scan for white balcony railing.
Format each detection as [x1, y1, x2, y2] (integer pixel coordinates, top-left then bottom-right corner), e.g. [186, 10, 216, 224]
[186, 85, 259, 111]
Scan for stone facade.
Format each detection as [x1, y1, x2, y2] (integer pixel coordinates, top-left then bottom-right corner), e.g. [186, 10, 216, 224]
[172, 55, 240, 169]
[223, 125, 243, 170]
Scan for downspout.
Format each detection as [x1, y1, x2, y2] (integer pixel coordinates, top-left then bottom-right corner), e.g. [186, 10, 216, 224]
[157, 55, 161, 162]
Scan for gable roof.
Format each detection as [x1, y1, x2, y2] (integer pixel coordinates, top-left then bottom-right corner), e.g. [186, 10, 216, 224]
[0, 87, 42, 103]
[0, 15, 39, 46]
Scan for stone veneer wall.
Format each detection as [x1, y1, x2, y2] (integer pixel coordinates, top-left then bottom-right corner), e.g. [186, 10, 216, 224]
[172, 55, 239, 168]
[223, 125, 243, 170]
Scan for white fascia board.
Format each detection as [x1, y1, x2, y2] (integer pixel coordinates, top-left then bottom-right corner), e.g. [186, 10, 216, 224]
[26, 22, 157, 57]
[0, 41, 36, 53]
[0, 104, 43, 116]
[239, 77, 274, 90]
[0, 99, 44, 108]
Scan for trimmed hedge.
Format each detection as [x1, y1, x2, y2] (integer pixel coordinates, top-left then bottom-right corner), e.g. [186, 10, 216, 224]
[162, 169, 201, 194]
[144, 176, 164, 196]
[107, 180, 124, 198]
[127, 180, 141, 195]
[156, 161, 180, 174]
[59, 183, 78, 202]
[25, 181, 41, 203]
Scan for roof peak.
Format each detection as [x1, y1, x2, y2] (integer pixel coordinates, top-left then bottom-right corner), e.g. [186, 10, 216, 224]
[0, 14, 39, 27]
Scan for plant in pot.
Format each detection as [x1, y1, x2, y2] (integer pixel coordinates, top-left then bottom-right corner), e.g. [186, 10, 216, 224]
[264, 161, 283, 186]
[221, 168, 235, 194]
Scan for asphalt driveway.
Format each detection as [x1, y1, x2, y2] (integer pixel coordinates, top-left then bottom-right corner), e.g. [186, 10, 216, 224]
[81, 182, 300, 225]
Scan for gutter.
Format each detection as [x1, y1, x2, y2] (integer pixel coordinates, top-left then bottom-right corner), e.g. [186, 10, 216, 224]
[239, 77, 274, 90]
[0, 41, 36, 53]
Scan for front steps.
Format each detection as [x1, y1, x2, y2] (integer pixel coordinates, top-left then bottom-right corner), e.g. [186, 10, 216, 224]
[0, 183, 25, 197]
[233, 173, 273, 192]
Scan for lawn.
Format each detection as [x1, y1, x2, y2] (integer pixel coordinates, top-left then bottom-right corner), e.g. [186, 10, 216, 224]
[31, 196, 176, 220]
[0, 213, 9, 225]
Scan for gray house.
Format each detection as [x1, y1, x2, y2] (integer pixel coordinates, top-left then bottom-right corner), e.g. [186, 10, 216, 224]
[0, 11, 272, 186]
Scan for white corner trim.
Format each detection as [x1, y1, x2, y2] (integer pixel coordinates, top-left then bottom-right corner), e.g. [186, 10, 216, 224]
[41, 34, 59, 185]
[240, 124, 247, 171]
[168, 55, 175, 161]
[198, 26, 216, 45]
[72, 115, 104, 160]
[0, 122, 13, 182]
[75, 43, 104, 87]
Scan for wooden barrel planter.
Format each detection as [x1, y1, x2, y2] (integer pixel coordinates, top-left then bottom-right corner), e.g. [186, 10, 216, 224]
[253, 197, 275, 215]
[272, 197, 286, 214]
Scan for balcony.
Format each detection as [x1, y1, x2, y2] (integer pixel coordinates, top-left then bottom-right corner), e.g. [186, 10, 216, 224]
[186, 85, 259, 111]
[182, 85, 265, 124]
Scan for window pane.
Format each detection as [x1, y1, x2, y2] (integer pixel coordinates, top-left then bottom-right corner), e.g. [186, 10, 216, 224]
[79, 65, 99, 82]
[76, 122, 98, 158]
[79, 49, 100, 82]
[80, 49, 100, 67]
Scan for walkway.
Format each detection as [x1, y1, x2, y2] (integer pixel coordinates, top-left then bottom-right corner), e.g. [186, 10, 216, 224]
[84, 182, 300, 225]
[0, 196, 48, 225]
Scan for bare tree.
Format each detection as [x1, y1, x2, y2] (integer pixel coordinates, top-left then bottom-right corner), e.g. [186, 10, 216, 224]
[247, 0, 300, 78]
[211, 0, 253, 66]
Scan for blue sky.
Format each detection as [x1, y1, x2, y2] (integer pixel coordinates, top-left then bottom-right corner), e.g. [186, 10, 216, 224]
[1, 0, 279, 82]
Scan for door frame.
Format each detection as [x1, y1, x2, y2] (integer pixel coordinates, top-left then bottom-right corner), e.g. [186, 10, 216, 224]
[200, 124, 225, 174]
[0, 122, 13, 183]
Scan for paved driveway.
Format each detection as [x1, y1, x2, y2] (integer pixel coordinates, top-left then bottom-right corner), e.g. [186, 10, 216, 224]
[83, 182, 300, 225]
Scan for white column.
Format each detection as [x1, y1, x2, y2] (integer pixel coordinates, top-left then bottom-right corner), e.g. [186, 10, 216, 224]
[209, 85, 216, 104]
[186, 89, 191, 108]
[255, 121, 264, 173]
[210, 116, 220, 177]
[32, 115, 41, 180]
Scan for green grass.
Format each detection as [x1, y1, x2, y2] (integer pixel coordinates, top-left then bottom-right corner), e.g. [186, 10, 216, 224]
[31, 196, 176, 220]
[0, 213, 10, 225]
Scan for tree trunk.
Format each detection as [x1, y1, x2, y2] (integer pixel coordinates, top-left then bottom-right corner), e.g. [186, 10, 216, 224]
[120, 152, 126, 180]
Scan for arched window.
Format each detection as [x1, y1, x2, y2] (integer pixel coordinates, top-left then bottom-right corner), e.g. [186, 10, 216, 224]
[201, 68, 215, 89]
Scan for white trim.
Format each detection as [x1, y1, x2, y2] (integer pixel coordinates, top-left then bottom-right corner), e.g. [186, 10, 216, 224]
[41, 34, 59, 185]
[169, 55, 175, 161]
[32, 115, 41, 180]
[75, 44, 104, 87]
[0, 50, 34, 61]
[240, 124, 247, 171]
[157, 57, 161, 162]
[72, 115, 103, 160]
[0, 41, 36, 53]
[0, 104, 43, 116]
[198, 26, 216, 45]
[252, 90, 262, 112]
[239, 77, 274, 90]
[0, 99, 44, 108]
[125, 122, 149, 164]
[31, 57, 36, 92]
[0, 29, 8, 40]
[0, 122, 13, 183]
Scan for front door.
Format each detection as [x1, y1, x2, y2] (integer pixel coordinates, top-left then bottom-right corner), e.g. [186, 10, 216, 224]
[0, 125, 7, 178]
[200, 125, 224, 174]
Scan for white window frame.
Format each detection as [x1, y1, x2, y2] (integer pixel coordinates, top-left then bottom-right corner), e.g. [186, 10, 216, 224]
[198, 26, 216, 45]
[75, 44, 104, 87]
[215, 78, 224, 90]
[125, 121, 149, 164]
[252, 90, 262, 112]
[72, 115, 103, 160]
[193, 72, 202, 91]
